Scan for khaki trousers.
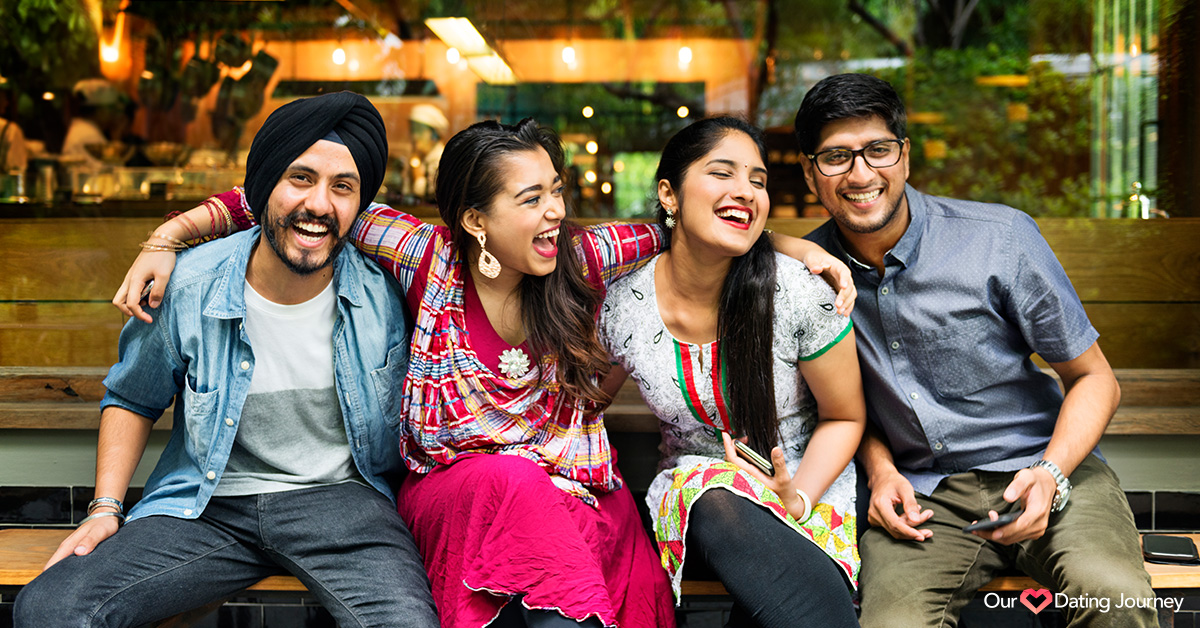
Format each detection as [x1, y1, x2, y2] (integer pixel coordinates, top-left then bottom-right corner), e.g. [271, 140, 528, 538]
[858, 454, 1157, 628]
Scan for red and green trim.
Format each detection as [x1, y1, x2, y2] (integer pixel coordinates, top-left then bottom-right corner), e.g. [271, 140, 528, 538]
[673, 340, 730, 432]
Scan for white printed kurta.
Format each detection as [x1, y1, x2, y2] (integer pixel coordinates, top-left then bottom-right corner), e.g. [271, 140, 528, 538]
[599, 252, 859, 601]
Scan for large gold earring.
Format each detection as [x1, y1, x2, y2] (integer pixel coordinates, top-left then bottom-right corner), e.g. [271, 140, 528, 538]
[476, 232, 502, 279]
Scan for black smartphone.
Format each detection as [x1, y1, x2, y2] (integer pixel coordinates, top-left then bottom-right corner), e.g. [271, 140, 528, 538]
[962, 509, 1024, 533]
[732, 440, 775, 476]
[1143, 534, 1200, 565]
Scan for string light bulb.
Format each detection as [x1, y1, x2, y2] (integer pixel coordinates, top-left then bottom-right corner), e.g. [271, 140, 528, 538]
[100, 1, 127, 64]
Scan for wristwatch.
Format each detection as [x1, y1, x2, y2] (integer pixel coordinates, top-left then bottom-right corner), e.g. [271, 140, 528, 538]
[1029, 459, 1072, 512]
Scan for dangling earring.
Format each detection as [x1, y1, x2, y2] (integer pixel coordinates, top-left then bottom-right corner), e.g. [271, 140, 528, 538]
[664, 207, 677, 229]
[476, 232, 502, 279]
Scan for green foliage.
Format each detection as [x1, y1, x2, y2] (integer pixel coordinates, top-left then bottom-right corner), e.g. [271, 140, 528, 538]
[876, 50, 1092, 217]
[0, 0, 100, 90]
[612, 151, 661, 218]
[1029, 0, 1092, 53]
[773, 0, 911, 62]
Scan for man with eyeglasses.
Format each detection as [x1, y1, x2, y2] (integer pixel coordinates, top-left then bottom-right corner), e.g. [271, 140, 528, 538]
[799, 73, 1155, 627]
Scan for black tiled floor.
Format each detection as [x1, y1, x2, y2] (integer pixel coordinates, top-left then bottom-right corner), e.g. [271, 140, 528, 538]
[194, 605, 263, 628]
[1125, 491, 1153, 530]
[1155, 492, 1200, 531]
[263, 605, 335, 627]
[0, 487, 71, 525]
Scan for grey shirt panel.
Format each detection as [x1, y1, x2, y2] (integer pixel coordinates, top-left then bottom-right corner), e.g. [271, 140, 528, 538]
[213, 387, 360, 496]
[805, 185, 1100, 495]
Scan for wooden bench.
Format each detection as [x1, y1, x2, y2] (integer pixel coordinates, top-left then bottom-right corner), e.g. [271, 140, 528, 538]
[3, 533, 1193, 626]
[4, 529, 1199, 597]
[4, 366, 1196, 435]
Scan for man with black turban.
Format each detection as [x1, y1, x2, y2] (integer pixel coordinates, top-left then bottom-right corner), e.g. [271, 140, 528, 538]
[16, 92, 440, 627]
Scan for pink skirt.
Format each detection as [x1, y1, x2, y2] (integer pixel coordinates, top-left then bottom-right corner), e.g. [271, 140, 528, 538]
[397, 453, 676, 628]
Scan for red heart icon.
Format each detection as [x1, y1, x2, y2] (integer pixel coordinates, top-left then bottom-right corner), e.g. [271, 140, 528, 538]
[1020, 588, 1052, 614]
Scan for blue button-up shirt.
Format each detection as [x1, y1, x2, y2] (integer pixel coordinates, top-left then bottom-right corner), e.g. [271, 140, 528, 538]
[806, 185, 1099, 495]
[102, 228, 411, 521]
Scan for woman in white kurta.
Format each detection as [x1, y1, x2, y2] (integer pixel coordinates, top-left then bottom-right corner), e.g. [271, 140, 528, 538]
[599, 117, 865, 627]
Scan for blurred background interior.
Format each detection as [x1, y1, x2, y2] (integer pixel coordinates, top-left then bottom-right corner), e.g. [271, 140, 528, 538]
[1, 8, 1198, 626]
[0, 0, 1195, 218]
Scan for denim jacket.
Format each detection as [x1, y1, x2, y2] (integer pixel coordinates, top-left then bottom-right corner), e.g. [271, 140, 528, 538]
[102, 228, 411, 521]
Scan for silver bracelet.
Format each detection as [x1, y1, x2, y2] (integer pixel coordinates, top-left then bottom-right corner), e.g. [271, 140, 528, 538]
[87, 497, 124, 515]
[78, 511, 125, 527]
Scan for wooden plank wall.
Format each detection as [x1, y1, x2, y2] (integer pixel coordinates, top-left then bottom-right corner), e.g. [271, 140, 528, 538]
[2, 217, 1198, 369]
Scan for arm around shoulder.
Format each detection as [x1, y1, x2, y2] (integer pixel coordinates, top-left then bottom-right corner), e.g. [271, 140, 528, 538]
[771, 233, 856, 316]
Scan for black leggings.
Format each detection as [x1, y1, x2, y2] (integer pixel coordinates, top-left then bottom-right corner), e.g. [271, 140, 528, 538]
[685, 488, 860, 628]
[490, 595, 605, 628]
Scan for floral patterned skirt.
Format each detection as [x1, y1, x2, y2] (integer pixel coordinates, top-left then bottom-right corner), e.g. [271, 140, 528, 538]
[653, 461, 860, 601]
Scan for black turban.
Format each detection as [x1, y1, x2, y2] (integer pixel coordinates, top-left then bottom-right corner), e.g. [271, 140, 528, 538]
[243, 91, 387, 223]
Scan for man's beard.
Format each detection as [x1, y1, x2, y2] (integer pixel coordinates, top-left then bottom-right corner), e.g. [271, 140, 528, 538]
[263, 209, 347, 275]
[822, 188, 904, 235]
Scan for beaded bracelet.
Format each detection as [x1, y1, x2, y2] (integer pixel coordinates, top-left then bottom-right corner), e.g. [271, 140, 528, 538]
[87, 497, 124, 515]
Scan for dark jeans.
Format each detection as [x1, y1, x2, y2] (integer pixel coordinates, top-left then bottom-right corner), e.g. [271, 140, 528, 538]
[14, 482, 438, 628]
[685, 489, 860, 628]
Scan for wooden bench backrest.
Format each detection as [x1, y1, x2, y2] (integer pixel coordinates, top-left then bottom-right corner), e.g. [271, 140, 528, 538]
[3, 366, 1196, 435]
[2, 217, 1199, 368]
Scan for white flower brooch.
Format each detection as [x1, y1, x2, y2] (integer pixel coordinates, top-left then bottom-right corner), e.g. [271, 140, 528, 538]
[498, 347, 531, 378]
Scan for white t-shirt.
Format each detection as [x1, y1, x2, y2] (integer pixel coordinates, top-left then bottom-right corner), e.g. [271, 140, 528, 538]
[213, 280, 361, 496]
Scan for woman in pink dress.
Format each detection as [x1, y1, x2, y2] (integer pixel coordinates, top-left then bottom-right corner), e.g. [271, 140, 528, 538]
[114, 116, 853, 627]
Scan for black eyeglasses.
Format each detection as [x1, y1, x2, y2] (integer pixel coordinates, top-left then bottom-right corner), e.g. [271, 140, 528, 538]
[807, 139, 906, 176]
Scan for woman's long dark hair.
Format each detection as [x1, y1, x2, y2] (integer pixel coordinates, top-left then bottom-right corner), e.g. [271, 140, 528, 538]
[436, 118, 610, 409]
[655, 116, 780, 455]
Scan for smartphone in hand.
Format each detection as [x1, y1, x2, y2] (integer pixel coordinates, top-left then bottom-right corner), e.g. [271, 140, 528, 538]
[139, 280, 155, 305]
[733, 440, 775, 477]
[962, 509, 1024, 533]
